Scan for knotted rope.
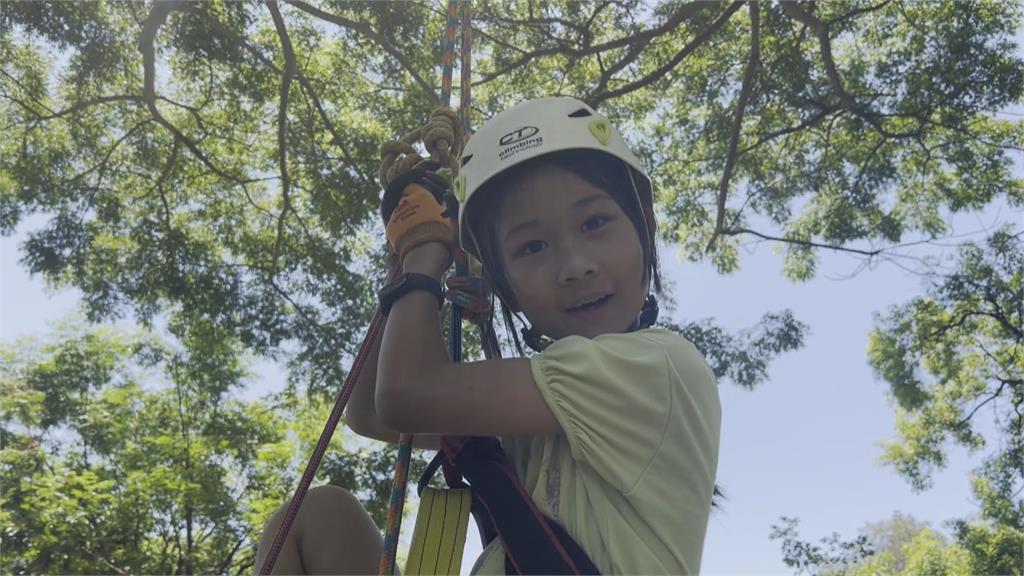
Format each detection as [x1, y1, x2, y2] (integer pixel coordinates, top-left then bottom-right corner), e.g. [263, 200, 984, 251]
[379, 107, 462, 190]
[378, 3, 474, 574]
[445, 272, 492, 322]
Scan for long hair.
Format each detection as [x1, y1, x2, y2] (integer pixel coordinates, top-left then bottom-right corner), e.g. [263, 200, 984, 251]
[463, 149, 726, 510]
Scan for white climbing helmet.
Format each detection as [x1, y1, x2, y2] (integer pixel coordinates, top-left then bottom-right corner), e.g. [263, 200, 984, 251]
[454, 96, 653, 260]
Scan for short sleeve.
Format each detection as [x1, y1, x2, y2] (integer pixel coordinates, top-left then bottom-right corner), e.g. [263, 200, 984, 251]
[529, 329, 682, 493]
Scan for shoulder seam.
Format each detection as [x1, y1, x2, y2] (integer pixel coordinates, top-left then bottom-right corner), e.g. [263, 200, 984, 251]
[623, 347, 673, 496]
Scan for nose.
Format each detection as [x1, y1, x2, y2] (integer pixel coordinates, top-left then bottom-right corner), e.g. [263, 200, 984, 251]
[557, 247, 599, 285]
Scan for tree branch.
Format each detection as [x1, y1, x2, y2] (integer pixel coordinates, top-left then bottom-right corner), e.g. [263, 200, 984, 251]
[217, 534, 248, 575]
[589, 2, 744, 107]
[65, 119, 151, 189]
[721, 226, 886, 257]
[139, 3, 241, 179]
[30, 94, 141, 122]
[590, 34, 651, 100]
[705, 1, 760, 256]
[80, 543, 129, 575]
[779, 1, 919, 139]
[0, 68, 57, 117]
[476, 12, 589, 36]
[827, 0, 894, 28]
[284, 0, 439, 105]
[288, 53, 376, 195]
[155, 138, 181, 232]
[267, 0, 296, 275]
[138, 0, 268, 221]
[957, 379, 1009, 428]
[474, 1, 711, 87]
[194, 4, 283, 74]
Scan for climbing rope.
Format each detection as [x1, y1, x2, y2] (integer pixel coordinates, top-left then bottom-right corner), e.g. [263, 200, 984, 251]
[257, 310, 386, 575]
[378, 2, 474, 574]
[257, 3, 478, 575]
[378, 107, 463, 189]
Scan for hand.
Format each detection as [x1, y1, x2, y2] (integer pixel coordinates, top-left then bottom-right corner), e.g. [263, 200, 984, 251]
[383, 183, 456, 263]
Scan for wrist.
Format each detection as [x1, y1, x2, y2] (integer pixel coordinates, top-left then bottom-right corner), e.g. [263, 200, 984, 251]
[378, 272, 444, 316]
[402, 243, 450, 278]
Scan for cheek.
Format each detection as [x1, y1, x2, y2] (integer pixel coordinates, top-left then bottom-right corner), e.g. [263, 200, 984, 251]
[615, 225, 647, 284]
[504, 258, 549, 311]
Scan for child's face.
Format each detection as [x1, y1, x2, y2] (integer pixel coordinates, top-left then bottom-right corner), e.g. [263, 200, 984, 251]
[495, 163, 647, 340]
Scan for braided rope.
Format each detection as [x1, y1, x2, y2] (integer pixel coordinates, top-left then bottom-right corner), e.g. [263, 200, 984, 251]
[460, 1, 473, 136]
[378, 3, 466, 574]
[445, 274, 492, 321]
[379, 107, 462, 190]
[379, 430, 414, 576]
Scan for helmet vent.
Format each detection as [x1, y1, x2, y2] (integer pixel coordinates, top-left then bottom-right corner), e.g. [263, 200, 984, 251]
[568, 107, 593, 118]
[461, 154, 473, 166]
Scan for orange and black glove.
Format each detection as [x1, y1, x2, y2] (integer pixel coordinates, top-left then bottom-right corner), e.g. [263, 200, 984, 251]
[381, 163, 458, 263]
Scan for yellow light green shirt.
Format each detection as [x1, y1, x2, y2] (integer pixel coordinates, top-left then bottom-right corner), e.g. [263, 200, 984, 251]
[469, 328, 721, 575]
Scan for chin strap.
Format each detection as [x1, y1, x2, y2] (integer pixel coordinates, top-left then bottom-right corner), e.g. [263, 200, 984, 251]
[521, 326, 555, 353]
[521, 294, 660, 353]
[638, 292, 660, 328]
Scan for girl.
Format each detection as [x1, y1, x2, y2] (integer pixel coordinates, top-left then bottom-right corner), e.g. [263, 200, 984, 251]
[256, 96, 721, 575]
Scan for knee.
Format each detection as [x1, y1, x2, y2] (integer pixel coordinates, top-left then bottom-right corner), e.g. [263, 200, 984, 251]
[295, 485, 374, 535]
[261, 486, 358, 538]
[261, 484, 376, 552]
[304, 484, 361, 513]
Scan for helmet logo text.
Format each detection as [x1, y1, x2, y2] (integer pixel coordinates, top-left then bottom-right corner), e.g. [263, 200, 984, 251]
[499, 126, 540, 146]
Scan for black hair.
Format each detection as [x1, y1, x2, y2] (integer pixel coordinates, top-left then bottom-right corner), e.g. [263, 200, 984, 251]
[466, 149, 662, 356]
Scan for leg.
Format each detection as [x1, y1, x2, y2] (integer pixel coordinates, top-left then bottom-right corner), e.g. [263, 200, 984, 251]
[255, 485, 387, 575]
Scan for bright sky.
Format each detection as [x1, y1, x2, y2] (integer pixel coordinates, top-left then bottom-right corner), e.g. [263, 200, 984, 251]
[1, 22, 1022, 576]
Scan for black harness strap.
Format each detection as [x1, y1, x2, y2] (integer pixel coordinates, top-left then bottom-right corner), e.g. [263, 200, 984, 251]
[431, 436, 601, 575]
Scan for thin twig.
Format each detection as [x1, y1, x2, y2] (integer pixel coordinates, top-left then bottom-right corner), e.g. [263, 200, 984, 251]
[474, 1, 710, 86]
[291, 65, 376, 194]
[721, 226, 885, 257]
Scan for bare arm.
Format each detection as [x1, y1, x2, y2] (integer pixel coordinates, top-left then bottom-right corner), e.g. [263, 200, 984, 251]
[345, 266, 441, 451]
[376, 243, 559, 437]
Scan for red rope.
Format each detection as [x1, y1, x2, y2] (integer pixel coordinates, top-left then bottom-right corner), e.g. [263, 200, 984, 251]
[258, 311, 386, 575]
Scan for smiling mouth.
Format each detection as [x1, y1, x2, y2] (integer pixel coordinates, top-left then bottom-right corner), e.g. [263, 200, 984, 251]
[566, 294, 613, 313]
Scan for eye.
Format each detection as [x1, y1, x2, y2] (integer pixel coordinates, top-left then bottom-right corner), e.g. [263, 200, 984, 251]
[582, 215, 611, 232]
[516, 240, 546, 257]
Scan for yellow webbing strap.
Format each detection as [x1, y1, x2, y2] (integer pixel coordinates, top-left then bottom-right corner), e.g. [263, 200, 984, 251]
[404, 487, 473, 575]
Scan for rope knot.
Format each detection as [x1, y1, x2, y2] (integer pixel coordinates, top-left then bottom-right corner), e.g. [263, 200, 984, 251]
[423, 107, 462, 170]
[379, 107, 462, 191]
